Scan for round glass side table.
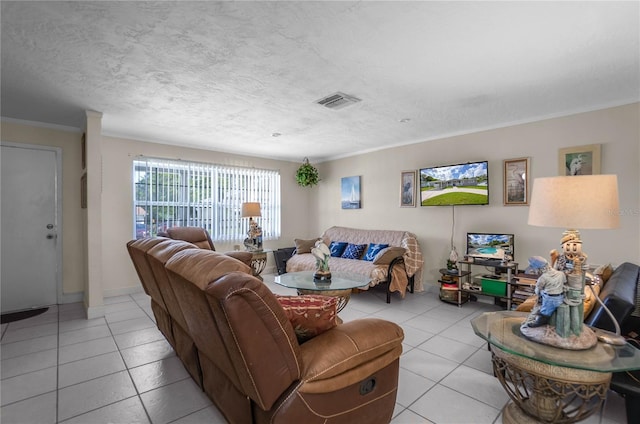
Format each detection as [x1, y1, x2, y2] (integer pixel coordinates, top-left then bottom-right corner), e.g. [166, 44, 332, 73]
[471, 311, 640, 424]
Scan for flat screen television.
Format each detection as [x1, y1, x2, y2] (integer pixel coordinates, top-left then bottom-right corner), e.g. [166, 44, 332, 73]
[419, 161, 489, 206]
[466, 233, 514, 263]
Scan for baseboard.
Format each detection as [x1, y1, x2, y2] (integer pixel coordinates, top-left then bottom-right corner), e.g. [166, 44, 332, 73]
[86, 304, 106, 319]
[60, 292, 84, 304]
[103, 284, 144, 299]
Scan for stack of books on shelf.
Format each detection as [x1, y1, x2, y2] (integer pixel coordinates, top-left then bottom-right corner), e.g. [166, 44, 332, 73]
[440, 282, 458, 291]
[511, 273, 538, 308]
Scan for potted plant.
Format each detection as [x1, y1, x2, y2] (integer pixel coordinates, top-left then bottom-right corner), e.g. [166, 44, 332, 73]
[295, 157, 320, 187]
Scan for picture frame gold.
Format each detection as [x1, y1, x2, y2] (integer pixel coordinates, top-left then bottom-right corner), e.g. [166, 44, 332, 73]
[400, 170, 416, 207]
[503, 157, 530, 206]
[558, 144, 601, 176]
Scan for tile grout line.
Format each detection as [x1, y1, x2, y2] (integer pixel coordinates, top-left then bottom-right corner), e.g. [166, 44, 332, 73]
[56, 304, 60, 424]
[111, 294, 154, 424]
[53, 294, 156, 424]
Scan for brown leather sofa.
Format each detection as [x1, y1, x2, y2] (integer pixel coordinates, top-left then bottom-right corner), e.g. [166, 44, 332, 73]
[165, 226, 253, 267]
[127, 237, 403, 423]
[126, 238, 175, 345]
[127, 237, 253, 390]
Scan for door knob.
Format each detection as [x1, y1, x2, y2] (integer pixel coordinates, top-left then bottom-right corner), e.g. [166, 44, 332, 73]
[46, 234, 55, 239]
[46, 224, 54, 229]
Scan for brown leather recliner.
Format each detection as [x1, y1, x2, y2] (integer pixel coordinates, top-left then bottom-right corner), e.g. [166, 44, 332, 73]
[163, 247, 256, 423]
[165, 248, 403, 424]
[127, 237, 254, 390]
[145, 239, 213, 388]
[126, 237, 176, 346]
[165, 226, 253, 267]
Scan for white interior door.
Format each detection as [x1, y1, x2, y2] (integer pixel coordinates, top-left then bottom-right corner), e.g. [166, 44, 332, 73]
[1, 143, 60, 313]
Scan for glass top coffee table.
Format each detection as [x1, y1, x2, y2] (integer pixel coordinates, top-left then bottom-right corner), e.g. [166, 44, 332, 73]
[275, 271, 371, 312]
[471, 311, 640, 423]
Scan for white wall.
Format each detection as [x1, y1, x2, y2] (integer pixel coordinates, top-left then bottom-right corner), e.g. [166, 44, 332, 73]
[312, 103, 640, 286]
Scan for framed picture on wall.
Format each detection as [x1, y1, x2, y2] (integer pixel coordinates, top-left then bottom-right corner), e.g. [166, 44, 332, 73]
[341, 176, 361, 209]
[503, 157, 530, 206]
[81, 173, 87, 209]
[81, 133, 86, 170]
[400, 170, 416, 207]
[558, 144, 601, 176]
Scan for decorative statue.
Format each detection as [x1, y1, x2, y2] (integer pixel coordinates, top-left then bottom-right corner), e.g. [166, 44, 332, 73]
[521, 231, 598, 349]
[243, 218, 262, 251]
[447, 247, 459, 271]
[522, 256, 566, 328]
[551, 232, 588, 274]
[311, 240, 331, 282]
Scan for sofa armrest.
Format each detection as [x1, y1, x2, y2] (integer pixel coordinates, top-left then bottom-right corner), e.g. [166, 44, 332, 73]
[297, 318, 403, 393]
[585, 262, 639, 332]
[223, 251, 253, 268]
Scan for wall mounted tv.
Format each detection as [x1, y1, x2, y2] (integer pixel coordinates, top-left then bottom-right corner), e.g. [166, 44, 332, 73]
[419, 161, 489, 206]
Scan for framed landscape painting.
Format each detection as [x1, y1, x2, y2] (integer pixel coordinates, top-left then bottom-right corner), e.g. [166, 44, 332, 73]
[341, 176, 361, 209]
[400, 170, 416, 207]
[503, 157, 529, 206]
[558, 144, 601, 176]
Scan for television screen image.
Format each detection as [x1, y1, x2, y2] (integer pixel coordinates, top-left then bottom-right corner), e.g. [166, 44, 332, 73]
[466, 233, 514, 262]
[419, 161, 488, 206]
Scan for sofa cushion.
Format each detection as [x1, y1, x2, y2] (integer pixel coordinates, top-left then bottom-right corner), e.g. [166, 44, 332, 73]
[329, 241, 348, 257]
[373, 247, 406, 265]
[594, 263, 614, 284]
[341, 243, 367, 260]
[584, 276, 602, 318]
[295, 238, 321, 254]
[517, 272, 602, 316]
[276, 295, 338, 343]
[363, 243, 389, 261]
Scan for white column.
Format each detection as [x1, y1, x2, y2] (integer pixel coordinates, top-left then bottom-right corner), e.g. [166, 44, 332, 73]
[84, 110, 105, 319]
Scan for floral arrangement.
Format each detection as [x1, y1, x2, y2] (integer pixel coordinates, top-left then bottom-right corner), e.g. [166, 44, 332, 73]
[311, 240, 331, 274]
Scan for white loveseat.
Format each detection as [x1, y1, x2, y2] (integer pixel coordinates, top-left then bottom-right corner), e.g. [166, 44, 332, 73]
[286, 226, 424, 303]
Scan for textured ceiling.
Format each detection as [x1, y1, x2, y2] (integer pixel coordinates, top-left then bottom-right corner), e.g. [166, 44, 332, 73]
[2, 1, 639, 162]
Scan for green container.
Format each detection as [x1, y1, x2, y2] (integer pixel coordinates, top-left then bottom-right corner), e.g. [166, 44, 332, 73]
[481, 278, 506, 296]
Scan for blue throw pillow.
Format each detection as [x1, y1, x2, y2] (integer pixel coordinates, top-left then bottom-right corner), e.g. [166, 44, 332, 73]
[329, 241, 348, 257]
[341, 243, 367, 260]
[362, 243, 389, 261]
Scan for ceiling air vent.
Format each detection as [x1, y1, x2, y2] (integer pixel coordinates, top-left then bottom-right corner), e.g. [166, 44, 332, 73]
[315, 92, 361, 110]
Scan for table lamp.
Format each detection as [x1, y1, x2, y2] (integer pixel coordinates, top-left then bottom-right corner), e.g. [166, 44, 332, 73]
[241, 202, 262, 251]
[526, 174, 620, 347]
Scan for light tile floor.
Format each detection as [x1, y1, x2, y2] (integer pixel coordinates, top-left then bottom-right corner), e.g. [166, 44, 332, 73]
[1, 275, 628, 424]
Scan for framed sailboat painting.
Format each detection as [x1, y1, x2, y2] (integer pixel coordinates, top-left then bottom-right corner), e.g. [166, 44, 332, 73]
[341, 176, 361, 209]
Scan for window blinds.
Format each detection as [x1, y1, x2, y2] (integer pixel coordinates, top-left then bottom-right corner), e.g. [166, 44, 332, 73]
[133, 157, 280, 242]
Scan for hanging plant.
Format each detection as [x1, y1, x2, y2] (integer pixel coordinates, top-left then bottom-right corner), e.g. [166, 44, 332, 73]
[296, 157, 320, 187]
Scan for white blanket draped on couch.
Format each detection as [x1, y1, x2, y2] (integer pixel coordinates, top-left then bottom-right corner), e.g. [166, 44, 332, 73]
[286, 226, 424, 300]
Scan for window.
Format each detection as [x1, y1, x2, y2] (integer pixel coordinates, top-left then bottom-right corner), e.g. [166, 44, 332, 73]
[133, 157, 281, 242]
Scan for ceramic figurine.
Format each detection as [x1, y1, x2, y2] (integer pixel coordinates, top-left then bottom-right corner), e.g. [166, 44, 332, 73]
[522, 256, 566, 328]
[243, 218, 263, 251]
[311, 240, 331, 281]
[447, 247, 459, 270]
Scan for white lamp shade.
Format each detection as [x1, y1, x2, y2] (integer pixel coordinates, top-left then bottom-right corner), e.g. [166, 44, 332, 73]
[528, 175, 619, 229]
[241, 202, 261, 218]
